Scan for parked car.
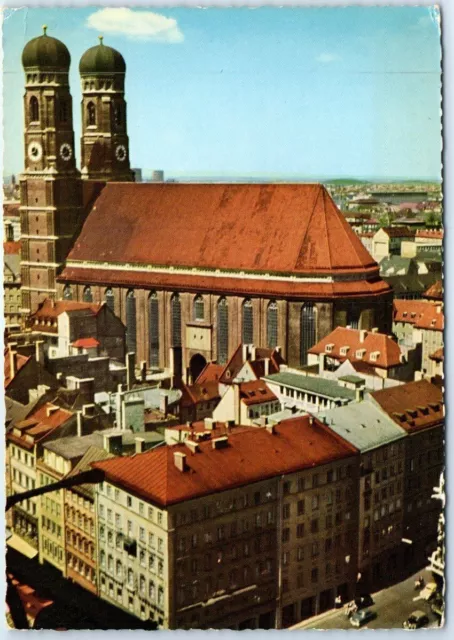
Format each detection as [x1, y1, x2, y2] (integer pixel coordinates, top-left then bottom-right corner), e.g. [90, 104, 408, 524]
[420, 582, 437, 601]
[350, 609, 377, 628]
[355, 594, 374, 610]
[403, 611, 429, 630]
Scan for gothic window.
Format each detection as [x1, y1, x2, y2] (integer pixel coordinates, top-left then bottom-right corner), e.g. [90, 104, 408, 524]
[149, 292, 160, 367]
[63, 285, 73, 300]
[300, 303, 316, 366]
[105, 288, 114, 310]
[348, 306, 360, 330]
[126, 290, 137, 354]
[87, 102, 96, 126]
[193, 295, 204, 321]
[267, 301, 278, 349]
[242, 299, 253, 344]
[29, 96, 39, 122]
[83, 286, 93, 303]
[59, 100, 68, 123]
[217, 297, 229, 364]
[171, 294, 181, 347]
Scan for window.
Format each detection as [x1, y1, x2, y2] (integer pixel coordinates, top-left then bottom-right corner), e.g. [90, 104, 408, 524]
[193, 295, 204, 321]
[139, 527, 145, 542]
[149, 581, 155, 601]
[282, 528, 290, 543]
[267, 301, 278, 349]
[311, 568, 318, 583]
[300, 303, 316, 366]
[171, 294, 182, 347]
[126, 290, 137, 354]
[105, 288, 114, 310]
[29, 96, 39, 122]
[217, 297, 229, 364]
[242, 299, 254, 344]
[87, 101, 96, 126]
[312, 495, 319, 511]
[149, 292, 160, 367]
[311, 518, 319, 534]
[296, 523, 305, 538]
[282, 504, 290, 520]
[63, 285, 73, 300]
[83, 286, 93, 303]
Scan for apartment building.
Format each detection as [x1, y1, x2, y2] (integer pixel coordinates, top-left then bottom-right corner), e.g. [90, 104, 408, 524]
[371, 380, 444, 572]
[92, 417, 359, 629]
[213, 380, 280, 425]
[319, 400, 406, 592]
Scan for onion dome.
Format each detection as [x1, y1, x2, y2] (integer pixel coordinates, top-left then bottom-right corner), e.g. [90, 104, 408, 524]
[79, 36, 126, 74]
[22, 25, 70, 70]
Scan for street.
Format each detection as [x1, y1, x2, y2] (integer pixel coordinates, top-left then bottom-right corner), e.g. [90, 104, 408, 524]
[290, 568, 441, 630]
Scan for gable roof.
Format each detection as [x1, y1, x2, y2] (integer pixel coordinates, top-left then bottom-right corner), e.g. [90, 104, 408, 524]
[92, 417, 358, 506]
[195, 362, 224, 384]
[239, 380, 277, 406]
[3, 241, 21, 255]
[28, 298, 103, 333]
[393, 299, 437, 325]
[4, 348, 31, 388]
[180, 380, 221, 408]
[370, 380, 443, 433]
[424, 280, 443, 300]
[308, 327, 403, 370]
[64, 183, 378, 276]
[219, 343, 284, 384]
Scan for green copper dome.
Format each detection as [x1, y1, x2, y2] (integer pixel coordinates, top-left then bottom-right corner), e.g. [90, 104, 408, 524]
[79, 37, 126, 74]
[22, 26, 70, 70]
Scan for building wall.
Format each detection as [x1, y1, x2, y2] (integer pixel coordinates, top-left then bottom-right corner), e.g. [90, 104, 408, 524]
[421, 329, 443, 375]
[8, 442, 39, 547]
[38, 457, 67, 575]
[64, 488, 97, 594]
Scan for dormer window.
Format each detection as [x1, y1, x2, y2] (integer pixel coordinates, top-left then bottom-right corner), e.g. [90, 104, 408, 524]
[355, 348, 366, 359]
[340, 346, 350, 356]
[325, 343, 334, 354]
[403, 312, 408, 318]
[370, 351, 380, 362]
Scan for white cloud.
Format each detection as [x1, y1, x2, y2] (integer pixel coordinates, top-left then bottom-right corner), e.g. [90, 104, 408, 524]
[316, 53, 341, 64]
[86, 8, 184, 43]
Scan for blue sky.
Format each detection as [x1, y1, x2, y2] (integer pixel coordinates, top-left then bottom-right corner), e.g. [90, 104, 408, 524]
[2, 6, 442, 180]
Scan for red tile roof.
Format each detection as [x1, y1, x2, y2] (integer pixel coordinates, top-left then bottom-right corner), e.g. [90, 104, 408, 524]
[429, 347, 444, 362]
[239, 380, 277, 406]
[393, 299, 437, 325]
[28, 298, 103, 333]
[424, 280, 443, 300]
[4, 348, 31, 388]
[92, 417, 358, 506]
[414, 304, 444, 331]
[381, 226, 415, 238]
[180, 380, 221, 408]
[8, 402, 74, 447]
[59, 265, 391, 300]
[64, 183, 380, 276]
[3, 241, 21, 255]
[219, 344, 284, 384]
[371, 380, 443, 433]
[308, 327, 403, 370]
[71, 337, 99, 349]
[3, 202, 20, 217]
[416, 229, 443, 240]
[195, 363, 224, 384]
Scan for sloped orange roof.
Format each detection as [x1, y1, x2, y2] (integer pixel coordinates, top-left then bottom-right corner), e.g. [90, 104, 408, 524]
[3, 241, 21, 255]
[4, 348, 31, 388]
[239, 380, 277, 406]
[72, 337, 99, 348]
[416, 229, 443, 240]
[92, 417, 358, 506]
[30, 298, 102, 320]
[393, 299, 436, 325]
[371, 380, 443, 433]
[381, 226, 415, 238]
[195, 363, 224, 384]
[308, 327, 402, 370]
[219, 344, 284, 384]
[429, 347, 444, 362]
[180, 380, 221, 407]
[424, 280, 443, 300]
[3, 202, 20, 217]
[414, 304, 444, 331]
[64, 183, 379, 276]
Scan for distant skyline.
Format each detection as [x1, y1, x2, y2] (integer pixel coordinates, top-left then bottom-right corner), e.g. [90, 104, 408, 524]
[2, 6, 442, 180]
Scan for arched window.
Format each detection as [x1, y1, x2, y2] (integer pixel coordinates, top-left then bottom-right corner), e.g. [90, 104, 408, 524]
[105, 288, 114, 310]
[126, 290, 137, 354]
[149, 292, 159, 368]
[242, 299, 253, 344]
[171, 294, 181, 347]
[267, 301, 278, 349]
[300, 303, 316, 366]
[87, 101, 96, 126]
[29, 96, 39, 122]
[59, 100, 68, 123]
[63, 285, 73, 300]
[193, 295, 204, 321]
[83, 286, 93, 303]
[217, 297, 229, 364]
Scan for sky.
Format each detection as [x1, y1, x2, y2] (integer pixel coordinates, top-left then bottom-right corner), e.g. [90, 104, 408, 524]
[2, 6, 442, 180]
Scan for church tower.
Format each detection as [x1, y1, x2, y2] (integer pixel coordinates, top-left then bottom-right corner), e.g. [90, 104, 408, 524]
[79, 37, 134, 181]
[20, 26, 83, 316]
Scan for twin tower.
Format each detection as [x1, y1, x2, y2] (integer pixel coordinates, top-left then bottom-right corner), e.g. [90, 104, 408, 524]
[20, 27, 134, 315]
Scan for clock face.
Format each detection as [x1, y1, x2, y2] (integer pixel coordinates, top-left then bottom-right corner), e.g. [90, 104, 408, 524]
[28, 141, 43, 162]
[59, 142, 73, 162]
[115, 144, 127, 162]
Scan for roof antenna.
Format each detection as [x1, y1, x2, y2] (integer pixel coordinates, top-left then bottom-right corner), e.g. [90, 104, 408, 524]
[42, 25, 48, 36]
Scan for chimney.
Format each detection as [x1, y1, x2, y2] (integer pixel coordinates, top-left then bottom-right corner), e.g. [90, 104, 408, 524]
[35, 340, 45, 365]
[233, 382, 241, 425]
[204, 417, 214, 431]
[82, 403, 96, 417]
[266, 423, 275, 435]
[126, 352, 136, 390]
[318, 353, 326, 376]
[160, 392, 169, 417]
[212, 435, 229, 450]
[355, 388, 365, 403]
[9, 349, 16, 378]
[77, 411, 83, 437]
[264, 357, 270, 376]
[359, 330, 368, 343]
[185, 439, 199, 454]
[250, 345, 256, 361]
[135, 437, 145, 454]
[242, 344, 249, 362]
[371, 327, 379, 334]
[174, 451, 188, 472]
[46, 405, 59, 418]
[309, 416, 314, 426]
[140, 361, 147, 381]
[117, 383, 123, 395]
